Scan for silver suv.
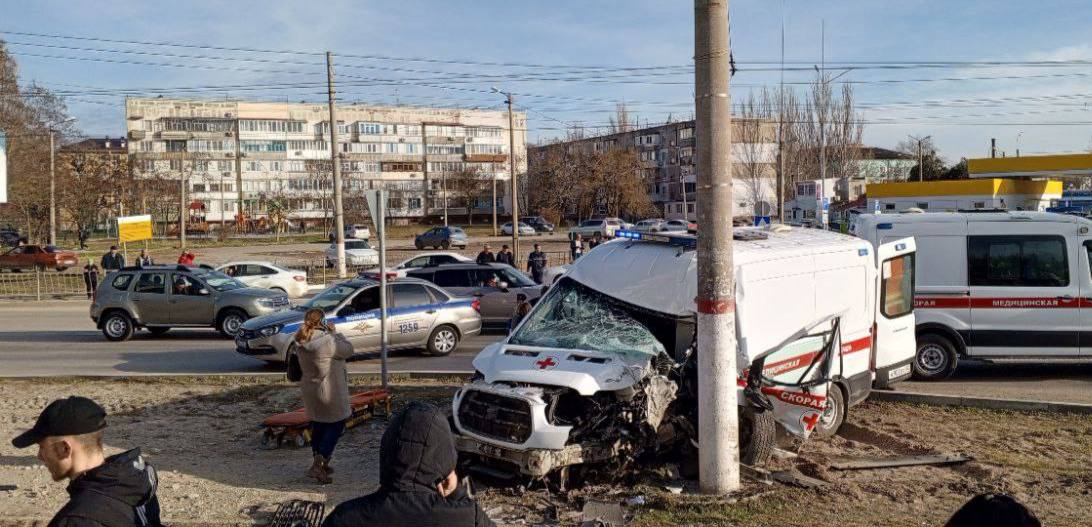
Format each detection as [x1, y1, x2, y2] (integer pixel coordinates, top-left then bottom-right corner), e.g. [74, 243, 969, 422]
[91, 265, 290, 341]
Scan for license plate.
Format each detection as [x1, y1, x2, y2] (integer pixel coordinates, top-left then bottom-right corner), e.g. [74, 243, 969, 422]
[888, 364, 911, 380]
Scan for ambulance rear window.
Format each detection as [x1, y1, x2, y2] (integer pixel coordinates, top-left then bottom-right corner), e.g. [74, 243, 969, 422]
[882, 254, 914, 318]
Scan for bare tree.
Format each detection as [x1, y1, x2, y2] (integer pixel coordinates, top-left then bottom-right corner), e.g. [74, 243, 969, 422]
[608, 102, 633, 134]
[447, 165, 490, 224]
[736, 89, 777, 217]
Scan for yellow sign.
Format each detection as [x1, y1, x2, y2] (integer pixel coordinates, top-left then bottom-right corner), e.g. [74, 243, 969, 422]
[117, 214, 153, 243]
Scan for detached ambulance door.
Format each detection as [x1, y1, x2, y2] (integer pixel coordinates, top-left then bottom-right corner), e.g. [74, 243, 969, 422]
[966, 223, 1079, 356]
[874, 238, 916, 387]
[1080, 241, 1092, 356]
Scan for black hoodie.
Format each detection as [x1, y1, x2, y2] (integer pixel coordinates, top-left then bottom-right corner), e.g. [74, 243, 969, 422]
[49, 449, 161, 527]
[322, 403, 495, 527]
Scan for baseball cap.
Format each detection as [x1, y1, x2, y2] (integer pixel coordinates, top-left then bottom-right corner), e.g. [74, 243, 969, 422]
[12, 396, 107, 449]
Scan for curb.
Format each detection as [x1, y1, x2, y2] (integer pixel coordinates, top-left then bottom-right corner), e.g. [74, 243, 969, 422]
[871, 390, 1092, 415]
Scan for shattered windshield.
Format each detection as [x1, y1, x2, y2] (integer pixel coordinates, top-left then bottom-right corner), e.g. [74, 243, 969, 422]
[509, 278, 667, 360]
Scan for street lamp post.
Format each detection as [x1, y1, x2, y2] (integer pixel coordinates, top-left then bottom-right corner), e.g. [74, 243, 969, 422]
[493, 87, 519, 264]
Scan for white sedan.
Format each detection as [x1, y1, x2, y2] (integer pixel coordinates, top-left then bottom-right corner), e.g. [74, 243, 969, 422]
[215, 261, 309, 298]
[366, 252, 473, 278]
[325, 239, 380, 267]
[501, 221, 536, 236]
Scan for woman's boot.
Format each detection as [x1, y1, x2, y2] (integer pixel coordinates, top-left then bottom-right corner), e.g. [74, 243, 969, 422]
[322, 456, 334, 474]
[307, 455, 332, 484]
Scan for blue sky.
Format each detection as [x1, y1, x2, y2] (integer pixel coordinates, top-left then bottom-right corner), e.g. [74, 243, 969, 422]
[5, 0, 1092, 162]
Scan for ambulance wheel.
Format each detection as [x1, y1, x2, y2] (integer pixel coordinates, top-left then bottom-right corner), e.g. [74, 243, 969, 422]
[739, 406, 775, 466]
[813, 384, 846, 438]
[913, 334, 957, 381]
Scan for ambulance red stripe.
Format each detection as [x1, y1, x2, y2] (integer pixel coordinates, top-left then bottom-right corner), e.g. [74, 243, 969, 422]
[915, 297, 1089, 309]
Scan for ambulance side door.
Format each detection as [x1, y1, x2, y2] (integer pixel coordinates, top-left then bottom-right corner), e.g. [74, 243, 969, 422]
[873, 238, 917, 386]
[966, 222, 1079, 357]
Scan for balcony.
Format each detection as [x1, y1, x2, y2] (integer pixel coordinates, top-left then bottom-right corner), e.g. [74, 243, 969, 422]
[465, 153, 508, 163]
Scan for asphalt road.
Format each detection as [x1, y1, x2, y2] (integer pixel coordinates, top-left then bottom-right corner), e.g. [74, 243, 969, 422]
[0, 301, 495, 376]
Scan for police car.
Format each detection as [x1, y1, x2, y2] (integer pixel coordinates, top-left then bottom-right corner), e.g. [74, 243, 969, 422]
[452, 225, 916, 482]
[235, 276, 481, 361]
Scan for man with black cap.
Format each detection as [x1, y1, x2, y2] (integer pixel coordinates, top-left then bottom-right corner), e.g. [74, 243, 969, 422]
[322, 402, 494, 527]
[12, 396, 162, 527]
[100, 246, 125, 273]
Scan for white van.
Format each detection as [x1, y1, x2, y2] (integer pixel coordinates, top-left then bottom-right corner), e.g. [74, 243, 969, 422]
[853, 211, 1092, 380]
[452, 226, 916, 482]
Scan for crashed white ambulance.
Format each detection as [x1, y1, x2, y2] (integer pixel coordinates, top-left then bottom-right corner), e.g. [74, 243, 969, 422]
[452, 226, 916, 485]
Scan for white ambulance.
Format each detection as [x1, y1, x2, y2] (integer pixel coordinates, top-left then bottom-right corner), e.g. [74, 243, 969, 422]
[452, 226, 916, 483]
[853, 211, 1092, 380]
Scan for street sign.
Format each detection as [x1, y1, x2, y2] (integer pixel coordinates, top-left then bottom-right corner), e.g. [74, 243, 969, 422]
[364, 189, 382, 221]
[117, 215, 153, 243]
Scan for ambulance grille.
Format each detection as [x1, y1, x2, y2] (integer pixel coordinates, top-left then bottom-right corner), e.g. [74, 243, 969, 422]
[458, 390, 532, 444]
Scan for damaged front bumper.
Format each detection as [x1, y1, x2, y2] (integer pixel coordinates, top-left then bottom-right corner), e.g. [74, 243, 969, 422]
[454, 433, 623, 478]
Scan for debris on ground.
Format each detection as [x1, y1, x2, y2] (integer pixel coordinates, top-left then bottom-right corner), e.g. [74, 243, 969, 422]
[830, 453, 973, 471]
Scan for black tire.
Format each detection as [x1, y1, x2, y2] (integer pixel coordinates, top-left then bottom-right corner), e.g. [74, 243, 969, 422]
[426, 325, 459, 356]
[740, 405, 776, 466]
[101, 311, 134, 342]
[813, 384, 846, 438]
[913, 333, 958, 380]
[441, 240, 451, 250]
[147, 327, 171, 337]
[217, 308, 248, 338]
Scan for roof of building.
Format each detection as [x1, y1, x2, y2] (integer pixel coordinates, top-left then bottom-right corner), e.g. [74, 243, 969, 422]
[867, 178, 1062, 198]
[857, 146, 913, 160]
[59, 137, 128, 154]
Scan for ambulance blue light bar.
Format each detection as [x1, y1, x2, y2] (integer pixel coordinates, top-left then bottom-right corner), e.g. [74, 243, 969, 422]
[615, 229, 697, 248]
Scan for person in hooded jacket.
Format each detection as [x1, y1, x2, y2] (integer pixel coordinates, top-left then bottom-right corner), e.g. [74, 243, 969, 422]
[322, 402, 495, 527]
[11, 396, 161, 527]
[294, 308, 354, 484]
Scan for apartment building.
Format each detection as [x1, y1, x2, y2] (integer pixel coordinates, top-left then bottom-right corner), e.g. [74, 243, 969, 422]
[125, 98, 526, 224]
[529, 118, 777, 221]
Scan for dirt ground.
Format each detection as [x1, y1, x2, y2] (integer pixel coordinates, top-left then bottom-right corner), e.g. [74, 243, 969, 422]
[0, 377, 1088, 527]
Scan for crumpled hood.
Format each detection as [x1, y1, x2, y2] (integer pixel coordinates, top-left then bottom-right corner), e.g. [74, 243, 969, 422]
[472, 342, 651, 396]
[68, 448, 157, 508]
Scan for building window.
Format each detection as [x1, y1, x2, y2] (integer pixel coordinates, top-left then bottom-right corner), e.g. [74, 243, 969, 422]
[884, 203, 895, 211]
[285, 160, 304, 172]
[194, 161, 209, 172]
[141, 160, 156, 172]
[268, 161, 283, 172]
[169, 159, 183, 171]
[687, 203, 695, 214]
[915, 202, 929, 210]
[405, 143, 419, 154]
[968, 235, 1068, 287]
[140, 141, 155, 152]
[357, 122, 383, 135]
[217, 161, 232, 172]
[408, 197, 422, 209]
[246, 161, 262, 172]
[974, 201, 986, 209]
[241, 140, 286, 153]
[678, 127, 694, 140]
[166, 140, 187, 152]
[466, 144, 504, 155]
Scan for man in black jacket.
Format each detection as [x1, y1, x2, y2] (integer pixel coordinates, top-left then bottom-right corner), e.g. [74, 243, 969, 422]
[495, 245, 514, 266]
[475, 244, 495, 265]
[12, 396, 161, 527]
[322, 402, 494, 527]
[100, 246, 125, 272]
[526, 243, 547, 284]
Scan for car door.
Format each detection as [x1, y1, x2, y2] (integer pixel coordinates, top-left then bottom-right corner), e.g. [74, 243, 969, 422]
[873, 239, 917, 385]
[333, 285, 382, 352]
[169, 273, 214, 325]
[469, 268, 516, 325]
[131, 272, 171, 324]
[251, 264, 280, 289]
[399, 256, 432, 273]
[388, 283, 439, 347]
[967, 224, 1079, 356]
[1079, 241, 1092, 356]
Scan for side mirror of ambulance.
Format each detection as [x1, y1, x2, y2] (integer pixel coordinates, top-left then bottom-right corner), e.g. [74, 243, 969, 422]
[498, 281, 509, 291]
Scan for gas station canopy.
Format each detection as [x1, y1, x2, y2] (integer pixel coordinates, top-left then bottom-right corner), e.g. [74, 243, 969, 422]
[968, 153, 1092, 179]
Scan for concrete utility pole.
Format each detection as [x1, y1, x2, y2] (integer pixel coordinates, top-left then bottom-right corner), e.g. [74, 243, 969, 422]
[179, 168, 187, 249]
[48, 130, 56, 246]
[233, 116, 244, 233]
[501, 90, 520, 263]
[326, 51, 347, 279]
[777, 0, 786, 223]
[694, 0, 740, 493]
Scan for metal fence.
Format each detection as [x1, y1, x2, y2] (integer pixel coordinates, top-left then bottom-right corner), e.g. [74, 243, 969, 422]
[0, 250, 574, 299]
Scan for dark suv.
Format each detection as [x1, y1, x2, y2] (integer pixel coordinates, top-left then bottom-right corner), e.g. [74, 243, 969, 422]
[406, 263, 541, 328]
[520, 216, 555, 233]
[90, 265, 290, 341]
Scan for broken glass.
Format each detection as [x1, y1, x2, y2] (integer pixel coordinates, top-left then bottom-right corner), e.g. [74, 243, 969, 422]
[509, 278, 666, 361]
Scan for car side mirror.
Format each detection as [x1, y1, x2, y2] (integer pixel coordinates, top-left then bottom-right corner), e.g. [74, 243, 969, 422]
[198, 288, 210, 296]
[498, 281, 509, 291]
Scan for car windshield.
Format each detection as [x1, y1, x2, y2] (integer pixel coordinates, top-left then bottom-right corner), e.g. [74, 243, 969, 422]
[450, 227, 466, 235]
[200, 271, 248, 292]
[498, 267, 536, 288]
[509, 278, 668, 361]
[302, 283, 360, 310]
[345, 240, 371, 250]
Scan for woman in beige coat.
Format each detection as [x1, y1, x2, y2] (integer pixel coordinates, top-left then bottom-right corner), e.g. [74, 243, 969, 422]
[294, 308, 353, 484]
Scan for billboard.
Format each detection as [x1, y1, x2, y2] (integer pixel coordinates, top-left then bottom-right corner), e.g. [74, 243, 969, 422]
[0, 132, 7, 203]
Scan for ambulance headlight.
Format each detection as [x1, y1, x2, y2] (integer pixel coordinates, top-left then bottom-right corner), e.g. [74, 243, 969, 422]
[258, 325, 282, 337]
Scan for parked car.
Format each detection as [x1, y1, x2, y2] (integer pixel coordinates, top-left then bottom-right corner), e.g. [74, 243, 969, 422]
[406, 263, 542, 329]
[415, 226, 469, 250]
[365, 252, 473, 278]
[215, 261, 309, 298]
[347, 224, 371, 240]
[0, 244, 79, 272]
[568, 218, 623, 239]
[90, 265, 291, 341]
[236, 276, 481, 361]
[325, 239, 379, 267]
[520, 216, 555, 233]
[662, 219, 694, 232]
[501, 222, 536, 236]
[634, 219, 665, 233]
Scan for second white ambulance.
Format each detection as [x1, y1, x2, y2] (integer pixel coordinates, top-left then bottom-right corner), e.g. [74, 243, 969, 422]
[854, 211, 1092, 379]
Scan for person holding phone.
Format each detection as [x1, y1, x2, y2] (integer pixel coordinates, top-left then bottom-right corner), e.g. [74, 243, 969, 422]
[294, 308, 353, 484]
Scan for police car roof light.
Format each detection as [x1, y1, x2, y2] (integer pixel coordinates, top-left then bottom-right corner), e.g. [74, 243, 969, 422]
[614, 229, 697, 249]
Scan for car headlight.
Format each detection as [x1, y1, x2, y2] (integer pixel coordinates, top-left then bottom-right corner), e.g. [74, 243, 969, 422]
[258, 325, 282, 337]
[258, 298, 281, 308]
